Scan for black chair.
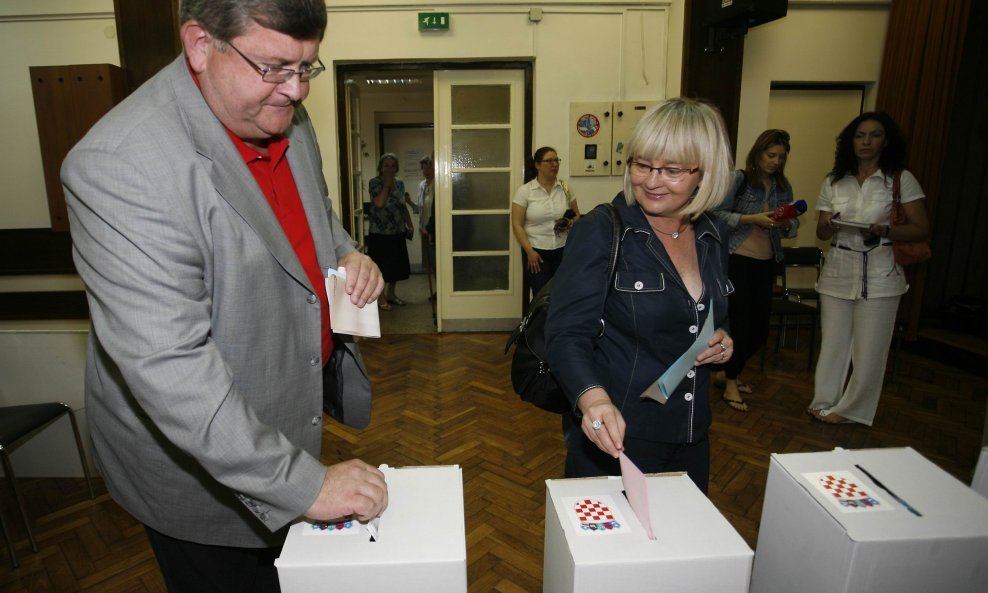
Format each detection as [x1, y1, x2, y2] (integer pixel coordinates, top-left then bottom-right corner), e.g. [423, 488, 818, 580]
[0, 402, 94, 567]
[761, 247, 823, 370]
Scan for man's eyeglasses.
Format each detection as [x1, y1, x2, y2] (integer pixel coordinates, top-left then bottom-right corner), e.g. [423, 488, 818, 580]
[538, 158, 562, 164]
[628, 160, 700, 182]
[226, 41, 325, 83]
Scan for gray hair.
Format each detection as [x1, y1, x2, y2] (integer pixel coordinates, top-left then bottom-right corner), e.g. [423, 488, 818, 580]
[180, 0, 327, 42]
[623, 98, 733, 219]
[378, 152, 399, 173]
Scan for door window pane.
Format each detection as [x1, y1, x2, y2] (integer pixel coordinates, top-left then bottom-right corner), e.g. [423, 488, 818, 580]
[452, 214, 510, 251]
[452, 172, 511, 210]
[453, 255, 509, 291]
[451, 129, 510, 168]
[452, 85, 510, 124]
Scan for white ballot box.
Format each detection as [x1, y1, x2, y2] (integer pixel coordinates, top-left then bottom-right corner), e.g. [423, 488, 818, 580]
[276, 465, 466, 593]
[543, 473, 753, 593]
[750, 447, 988, 593]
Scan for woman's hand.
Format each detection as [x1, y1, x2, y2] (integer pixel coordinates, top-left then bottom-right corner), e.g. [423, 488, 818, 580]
[577, 388, 625, 458]
[695, 329, 733, 366]
[381, 172, 396, 192]
[866, 223, 889, 241]
[525, 249, 542, 273]
[745, 211, 782, 231]
[816, 211, 838, 241]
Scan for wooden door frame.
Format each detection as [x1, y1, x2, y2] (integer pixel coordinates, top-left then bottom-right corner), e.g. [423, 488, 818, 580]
[334, 60, 533, 239]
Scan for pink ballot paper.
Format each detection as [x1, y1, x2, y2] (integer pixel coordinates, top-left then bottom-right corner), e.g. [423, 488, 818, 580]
[325, 267, 381, 338]
[620, 452, 656, 540]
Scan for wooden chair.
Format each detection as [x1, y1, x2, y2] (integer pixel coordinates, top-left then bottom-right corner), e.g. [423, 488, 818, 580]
[0, 402, 94, 567]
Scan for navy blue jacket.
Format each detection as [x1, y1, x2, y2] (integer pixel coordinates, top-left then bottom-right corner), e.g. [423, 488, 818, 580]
[545, 193, 732, 444]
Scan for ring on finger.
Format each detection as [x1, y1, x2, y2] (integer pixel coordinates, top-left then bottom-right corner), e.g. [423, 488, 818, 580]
[719, 342, 728, 352]
[591, 419, 603, 430]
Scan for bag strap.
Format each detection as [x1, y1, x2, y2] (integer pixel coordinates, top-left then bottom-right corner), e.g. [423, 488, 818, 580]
[504, 203, 623, 353]
[600, 202, 622, 289]
[892, 171, 902, 205]
[595, 202, 623, 337]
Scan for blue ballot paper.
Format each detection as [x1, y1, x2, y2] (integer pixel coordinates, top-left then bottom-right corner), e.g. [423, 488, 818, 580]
[641, 301, 715, 404]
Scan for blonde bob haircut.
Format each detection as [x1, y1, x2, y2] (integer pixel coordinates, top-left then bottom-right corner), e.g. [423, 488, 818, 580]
[623, 98, 734, 220]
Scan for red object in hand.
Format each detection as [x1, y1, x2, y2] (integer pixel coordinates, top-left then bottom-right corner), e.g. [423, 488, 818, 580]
[771, 200, 807, 221]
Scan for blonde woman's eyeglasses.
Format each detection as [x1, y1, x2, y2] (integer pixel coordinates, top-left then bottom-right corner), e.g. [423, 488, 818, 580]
[628, 160, 700, 182]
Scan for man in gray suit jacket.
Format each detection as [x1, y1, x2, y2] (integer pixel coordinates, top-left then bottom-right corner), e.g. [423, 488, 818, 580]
[61, 1, 387, 590]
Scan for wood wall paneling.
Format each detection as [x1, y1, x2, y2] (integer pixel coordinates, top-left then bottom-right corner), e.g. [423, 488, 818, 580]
[29, 64, 126, 232]
[682, 0, 748, 152]
[114, 0, 181, 93]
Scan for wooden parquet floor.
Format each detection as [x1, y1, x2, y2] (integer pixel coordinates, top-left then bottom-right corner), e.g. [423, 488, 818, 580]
[2, 331, 986, 592]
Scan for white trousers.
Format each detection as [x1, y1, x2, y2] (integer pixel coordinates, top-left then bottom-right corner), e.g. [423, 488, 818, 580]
[810, 294, 901, 425]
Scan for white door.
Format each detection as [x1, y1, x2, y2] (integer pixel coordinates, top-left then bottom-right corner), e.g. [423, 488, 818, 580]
[434, 70, 525, 332]
[343, 78, 365, 247]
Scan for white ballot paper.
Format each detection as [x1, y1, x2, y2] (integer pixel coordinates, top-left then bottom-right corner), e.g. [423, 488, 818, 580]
[830, 219, 872, 230]
[325, 267, 381, 338]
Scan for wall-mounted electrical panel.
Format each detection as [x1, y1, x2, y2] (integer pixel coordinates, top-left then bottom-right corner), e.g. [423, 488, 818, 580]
[569, 100, 657, 177]
[569, 102, 613, 177]
[611, 101, 655, 174]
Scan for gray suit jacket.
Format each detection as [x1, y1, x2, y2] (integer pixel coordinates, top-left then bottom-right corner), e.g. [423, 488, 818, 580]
[62, 56, 368, 547]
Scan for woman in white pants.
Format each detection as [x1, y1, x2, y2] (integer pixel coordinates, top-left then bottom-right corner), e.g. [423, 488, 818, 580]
[809, 112, 929, 425]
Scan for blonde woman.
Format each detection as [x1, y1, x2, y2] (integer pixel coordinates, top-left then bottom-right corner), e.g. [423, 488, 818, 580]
[546, 98, 735, 493]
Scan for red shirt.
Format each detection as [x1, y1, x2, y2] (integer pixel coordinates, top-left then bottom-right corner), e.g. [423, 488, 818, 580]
[227, 131, 334, 363]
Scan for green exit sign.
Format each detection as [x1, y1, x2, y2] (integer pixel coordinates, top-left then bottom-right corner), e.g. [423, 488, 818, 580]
[419, 12, 450, 31]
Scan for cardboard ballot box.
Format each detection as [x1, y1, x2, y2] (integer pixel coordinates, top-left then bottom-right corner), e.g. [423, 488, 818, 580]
[750, 447, 988, 593]
[276, 465, 466, 593]
[544, 473, 753, 593]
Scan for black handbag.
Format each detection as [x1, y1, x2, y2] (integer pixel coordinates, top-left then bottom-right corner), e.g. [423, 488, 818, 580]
[323, 338, 373, 429]
[504, 203, 622, 413]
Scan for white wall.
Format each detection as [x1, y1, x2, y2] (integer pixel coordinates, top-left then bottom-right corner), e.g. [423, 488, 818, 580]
[0, 0, 893, 229]
[311, 1, 683, 213]
[0, 321, 94, 476]
[736, 2, 891, 165]
[0, 1, 119, 230]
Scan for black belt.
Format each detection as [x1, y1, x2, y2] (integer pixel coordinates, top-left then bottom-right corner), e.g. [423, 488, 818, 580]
[830, 241, 892, 299]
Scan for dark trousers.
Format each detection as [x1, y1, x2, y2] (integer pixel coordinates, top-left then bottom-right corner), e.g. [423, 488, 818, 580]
[721, 254, 775, 380]
[524, 246, 565, 302]
[145, 526, 283, 593]
[562, 415, 710, 494]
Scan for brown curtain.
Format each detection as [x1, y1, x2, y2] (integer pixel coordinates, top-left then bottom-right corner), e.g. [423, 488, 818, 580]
[876, 0, 971, 339]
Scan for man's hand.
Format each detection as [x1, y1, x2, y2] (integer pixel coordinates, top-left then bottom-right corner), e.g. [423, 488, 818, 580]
[305, 459, 388, 522]
[337, 251, 384, 307]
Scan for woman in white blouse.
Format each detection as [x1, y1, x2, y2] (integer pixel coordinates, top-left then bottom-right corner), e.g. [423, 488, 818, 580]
[809, 112, 929, 425]
[511, 146, 581, 302]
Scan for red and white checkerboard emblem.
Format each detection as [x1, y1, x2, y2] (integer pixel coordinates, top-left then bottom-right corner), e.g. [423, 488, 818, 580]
[819, 474, 868, 499]
[574, 499, 620, 531]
